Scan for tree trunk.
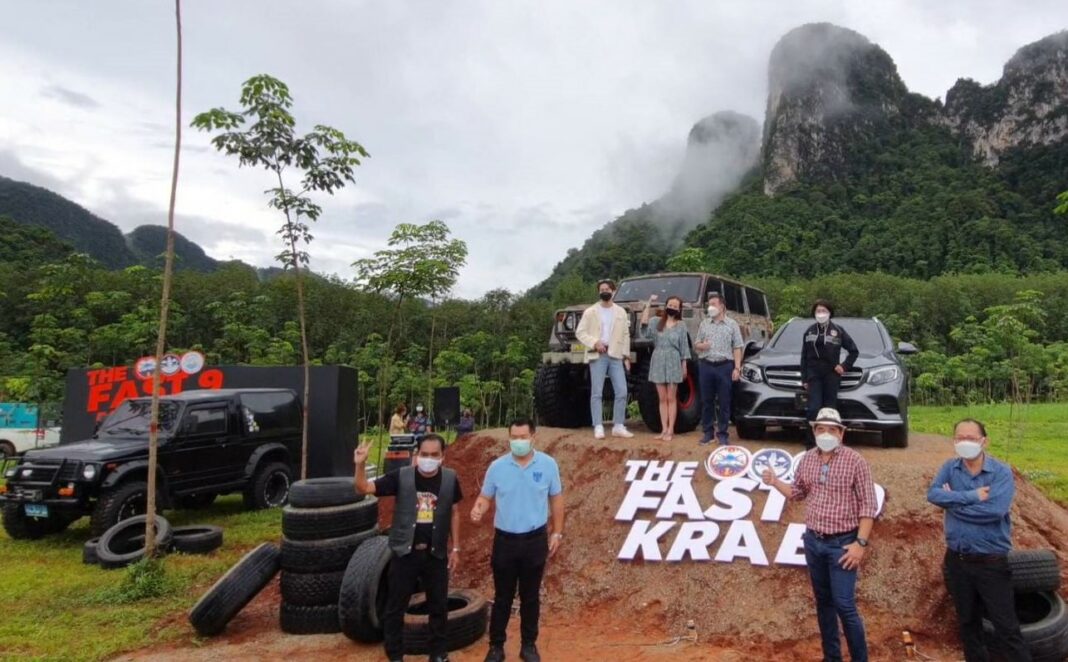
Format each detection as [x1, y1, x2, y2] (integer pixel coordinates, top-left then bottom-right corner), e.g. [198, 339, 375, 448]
[146, 0, 182, 558]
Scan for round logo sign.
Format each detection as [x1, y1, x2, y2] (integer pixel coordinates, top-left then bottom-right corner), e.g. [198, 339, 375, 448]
[704, 445, 753, 480]
[160, 353, 182, 376]
[180, 350, 205, 375]
[747, 448, 795, 482]
[134, 356, 157, 380]
[790, 451, 809, 482]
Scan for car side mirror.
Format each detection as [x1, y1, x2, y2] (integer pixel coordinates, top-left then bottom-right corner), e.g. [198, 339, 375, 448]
[744, 341, 765, 358]
[897, 341, 918, 355]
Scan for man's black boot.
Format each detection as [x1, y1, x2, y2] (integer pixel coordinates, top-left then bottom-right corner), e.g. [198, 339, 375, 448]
[519, 643, 540, 662]
[484, 645, 506, 662]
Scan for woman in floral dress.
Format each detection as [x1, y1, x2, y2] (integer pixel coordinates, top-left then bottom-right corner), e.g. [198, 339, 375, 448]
[639, 295, 691, 440]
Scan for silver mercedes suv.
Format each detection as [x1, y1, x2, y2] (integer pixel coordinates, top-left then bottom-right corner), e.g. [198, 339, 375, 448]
[733, 317, 917, 447]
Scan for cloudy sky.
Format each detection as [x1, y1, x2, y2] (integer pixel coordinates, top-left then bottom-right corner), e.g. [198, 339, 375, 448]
[1, 1, 1066, 298]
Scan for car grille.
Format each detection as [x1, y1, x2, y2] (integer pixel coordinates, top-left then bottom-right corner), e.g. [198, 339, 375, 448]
[13, 461, 61, 484]
[753, 398, 876, 421]
[762, 365, 864, 391]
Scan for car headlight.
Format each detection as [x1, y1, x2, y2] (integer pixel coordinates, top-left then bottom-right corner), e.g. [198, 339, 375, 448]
[741, 365, 763, 383]
[4, 467, 15, 479]
[563, 313, 576, 331]
[868, 365, 900, 386]
[82, 464, 98, 480]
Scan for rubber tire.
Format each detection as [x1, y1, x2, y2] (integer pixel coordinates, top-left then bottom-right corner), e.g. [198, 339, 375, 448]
[83, 537, 101, 565]
[403, 588, 489, 655]
[288, 477, 365, 509]
[982, 591, 1068, 662]
[282, 497, 379, 541]
[280, 526, 381, 573]
[339, 535, 392, 643]
[882, 423, 909, 448]
[0, 441, 15, 457]
[534, 363, 591, 429]
[171, 525, 224, 555]
[89, 480, 149, 537]
[188, 542, 281, 637]
[280, 570, 345, 606]
[243, 461, 293, 510]
[177, 493, 217, 510]
[96, 514, 173, 570]
[1009, 549, 1062, 593]
[1, 503, 68, 540]
[280, 602, 341, 635]
[736, 422, 767, 440]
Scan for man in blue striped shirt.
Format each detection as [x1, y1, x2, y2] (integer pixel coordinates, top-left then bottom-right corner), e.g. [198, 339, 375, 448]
[927, 418, 1030, 662]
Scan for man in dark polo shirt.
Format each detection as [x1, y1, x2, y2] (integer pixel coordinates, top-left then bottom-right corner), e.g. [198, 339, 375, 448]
[927, 418, 1030, 662]
[763, 407, 877, 662]
[355, 433, 462, 662]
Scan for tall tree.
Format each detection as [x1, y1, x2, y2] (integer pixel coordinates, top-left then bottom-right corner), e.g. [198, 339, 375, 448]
[192, 75, 368, 478]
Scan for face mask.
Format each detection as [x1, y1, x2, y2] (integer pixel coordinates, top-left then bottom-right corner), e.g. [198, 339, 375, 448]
[510, 438, 533, 457]
[707, 306, 721, 317]
[815, 433, 840, 452]
[815, 312, 830, 324]
[416, 407, 423, 413]
[416, 457, 441, 473]
[954, 440, 983, 460]
[599, 291, 612, 302]
[666, 308, 680, 318]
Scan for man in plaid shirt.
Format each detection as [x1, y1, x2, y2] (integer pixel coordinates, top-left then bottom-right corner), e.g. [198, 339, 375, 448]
[763, 407, 878, 662]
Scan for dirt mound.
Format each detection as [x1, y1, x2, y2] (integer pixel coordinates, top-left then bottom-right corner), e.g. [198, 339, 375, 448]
[119, 427, 1068, 661]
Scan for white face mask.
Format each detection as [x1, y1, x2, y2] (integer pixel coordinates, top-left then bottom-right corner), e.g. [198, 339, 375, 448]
[707, 306, 721, 318]
[815, 312, 830, 324]
[416, 457, 441, 473]
[815, 432, 840, 452]
[954, 440, 983, 460]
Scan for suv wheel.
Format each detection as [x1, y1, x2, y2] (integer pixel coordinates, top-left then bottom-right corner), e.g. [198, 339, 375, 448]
[635, 358, 702, 434]
[534, 364, 591, 428]
[244, 462, 292, 510]
[1, 503, 64, 539]
[90, 480, 149, 537]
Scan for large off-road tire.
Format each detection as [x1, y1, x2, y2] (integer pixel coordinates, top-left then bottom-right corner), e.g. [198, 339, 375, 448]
[96, 514, 173, 569]
[635, 357, 701, 434]
[339, 535, 392, 643]
[287, 477, 364, 509]
[281, 497, 378, 541]
[243, 461, 292, 510]
[2, 503, 62, 540]
[0, 440, 15, 457]
[171, 525, 224, 555]
[402, 588, 489, 655]
[882, 422, 909, 448]
[1009, 549, 1062, 593]
[188, 542, 280, 637]
[983, 591, 1068, 662]
[177, 493, 217, 510]
[280, 526, 381, 573]
[89, 480, 150, 537]
[280, 602, 341, 634]
[534, 363, 591, 429]
[280, 570, 345, 606]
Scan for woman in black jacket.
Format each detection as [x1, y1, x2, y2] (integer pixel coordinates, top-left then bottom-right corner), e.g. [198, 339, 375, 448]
[800, 300, 859, 447]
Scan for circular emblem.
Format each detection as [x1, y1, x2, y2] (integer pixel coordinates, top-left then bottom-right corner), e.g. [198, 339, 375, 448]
[789, 451, 809, 483]
[160, 353, 182, 376]
[134, 356, 157, 380]
[180, 350, 205, 375]
[704, 445, 753, 480]
[747, 448, 795, 482]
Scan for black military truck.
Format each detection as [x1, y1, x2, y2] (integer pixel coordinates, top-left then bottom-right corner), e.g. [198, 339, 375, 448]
[0, 388, 301, 539]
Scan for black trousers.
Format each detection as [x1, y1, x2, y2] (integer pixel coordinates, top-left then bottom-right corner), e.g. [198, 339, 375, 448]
[805, 372, 841, 447]
[384, 548, 449, 659]
[489, 528, 549, 647]
[943, 550, 1031, 662]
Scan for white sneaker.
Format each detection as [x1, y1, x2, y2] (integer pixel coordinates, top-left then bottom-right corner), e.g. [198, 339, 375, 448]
[612, 425, 634, 438]
[594, 425, 605, 440]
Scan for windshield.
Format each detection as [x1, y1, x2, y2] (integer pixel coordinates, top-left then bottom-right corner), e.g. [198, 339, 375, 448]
[98, 400, 181, 437]
[770, 319, 888, 355]
[614, 276, 703, 303]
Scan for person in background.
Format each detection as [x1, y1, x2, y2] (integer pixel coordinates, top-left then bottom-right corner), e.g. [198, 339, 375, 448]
[408, 403, 433, 436]
[693, 291, 743, 445]
[389, 403, 409, 435]
[638, 294, 691, 441]
[800, 299, 859, 449]
[456, 409, 476, 440]
[927, 419, 1031, 662]
[471, 417, 563, 662]
[574, 278, 633, 440]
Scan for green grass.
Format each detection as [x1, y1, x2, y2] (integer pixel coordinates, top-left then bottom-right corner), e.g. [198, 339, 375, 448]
[911, 403, 1068, 505]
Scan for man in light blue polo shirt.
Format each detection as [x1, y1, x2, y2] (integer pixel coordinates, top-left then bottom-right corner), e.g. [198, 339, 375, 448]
[470, 417, 564, 662]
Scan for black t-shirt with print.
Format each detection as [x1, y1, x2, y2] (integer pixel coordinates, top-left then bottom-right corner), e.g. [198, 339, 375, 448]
[375, 468, 463, 546]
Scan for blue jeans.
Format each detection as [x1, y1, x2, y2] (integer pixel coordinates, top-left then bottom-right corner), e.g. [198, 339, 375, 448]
[589, 356, 627, 427]
[699, 360, 733, 442]
[803, 531, 868, 662]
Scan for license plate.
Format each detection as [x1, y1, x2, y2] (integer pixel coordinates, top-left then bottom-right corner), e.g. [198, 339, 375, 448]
[24, 503, 48, 518]
[571, 343, 588, 353]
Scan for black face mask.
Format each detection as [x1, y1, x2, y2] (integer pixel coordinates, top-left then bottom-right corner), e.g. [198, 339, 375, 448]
[599, 292, 612, 301]
[666, 308, 681, 318]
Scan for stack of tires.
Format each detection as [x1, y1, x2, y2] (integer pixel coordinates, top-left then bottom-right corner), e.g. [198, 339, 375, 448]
[279, 477, 379, 635]
[987, 549, 1068, 661]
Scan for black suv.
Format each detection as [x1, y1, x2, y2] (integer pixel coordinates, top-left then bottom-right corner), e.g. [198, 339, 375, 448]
[733, 317, 917, 447]
[0, 388, 300, 539]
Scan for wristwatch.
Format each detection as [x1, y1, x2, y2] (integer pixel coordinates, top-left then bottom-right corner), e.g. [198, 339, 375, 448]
[856, 537, 869, 548]
[551, 532, 563, 539]
[452, 547, 461, 553]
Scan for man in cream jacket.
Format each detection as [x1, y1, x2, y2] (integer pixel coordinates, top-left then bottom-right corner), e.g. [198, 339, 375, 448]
[575, 279, 634, 439]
